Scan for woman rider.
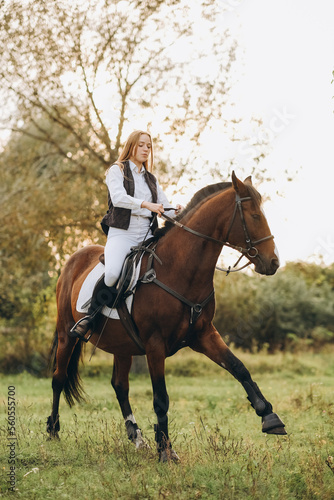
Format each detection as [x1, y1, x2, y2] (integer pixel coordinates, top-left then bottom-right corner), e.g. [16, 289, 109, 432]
[70, 130, 182, 339]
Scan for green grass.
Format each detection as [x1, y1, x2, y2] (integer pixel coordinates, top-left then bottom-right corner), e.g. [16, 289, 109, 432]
[1, 348, 334, 499]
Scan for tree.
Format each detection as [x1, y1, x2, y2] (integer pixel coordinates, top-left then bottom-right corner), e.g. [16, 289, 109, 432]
[0, 0, 238, 169]
[0, 0, 240, 252]
[0, 0, 287, 373]
[0, 0, 239, 372]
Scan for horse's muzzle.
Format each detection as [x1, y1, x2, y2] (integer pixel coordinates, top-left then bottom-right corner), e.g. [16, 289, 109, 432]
[255, 256, 280, 275]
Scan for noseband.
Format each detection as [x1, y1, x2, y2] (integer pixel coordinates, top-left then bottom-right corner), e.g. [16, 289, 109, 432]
[161, 192, 274, 274]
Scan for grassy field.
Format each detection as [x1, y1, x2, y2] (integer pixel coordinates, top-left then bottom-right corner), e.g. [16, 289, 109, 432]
[1, 347, 334, 499]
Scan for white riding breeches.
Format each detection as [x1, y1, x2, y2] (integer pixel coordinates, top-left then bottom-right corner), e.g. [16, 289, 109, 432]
[104, 215, 153, 287]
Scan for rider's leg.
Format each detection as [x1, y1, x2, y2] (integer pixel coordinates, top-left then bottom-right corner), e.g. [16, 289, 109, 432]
[104, 217, 153, 286]
[104, 228, 136, 287]
[69, 229, 136, 339]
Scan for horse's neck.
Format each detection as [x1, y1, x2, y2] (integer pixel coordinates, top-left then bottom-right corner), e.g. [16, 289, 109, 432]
[157, 192, 233, 289]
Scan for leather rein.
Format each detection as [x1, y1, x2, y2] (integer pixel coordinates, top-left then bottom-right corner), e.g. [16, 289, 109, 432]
[161, 192, 274, 275]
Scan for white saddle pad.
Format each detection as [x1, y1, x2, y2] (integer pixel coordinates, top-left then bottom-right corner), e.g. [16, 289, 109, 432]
[76, 261, 140, 320]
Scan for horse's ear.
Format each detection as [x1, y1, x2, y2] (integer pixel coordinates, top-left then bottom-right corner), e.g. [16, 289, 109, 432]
[232, 171, 244, 193]
[244, 175, 252, 185]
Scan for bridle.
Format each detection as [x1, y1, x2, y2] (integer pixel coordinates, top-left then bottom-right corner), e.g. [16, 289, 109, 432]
[161, 192, 274, 275]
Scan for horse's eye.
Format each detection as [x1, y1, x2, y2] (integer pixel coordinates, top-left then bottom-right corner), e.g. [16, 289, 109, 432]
[251, 214, 261, 220]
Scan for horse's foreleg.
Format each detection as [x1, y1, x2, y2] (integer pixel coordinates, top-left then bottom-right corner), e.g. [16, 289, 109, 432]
[191, 325, 286, 435]
[111, 355, 147, 449]
[146, 352, 180, 462]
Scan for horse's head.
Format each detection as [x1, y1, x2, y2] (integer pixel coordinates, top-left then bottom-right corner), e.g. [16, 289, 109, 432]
[226, 172, 280, 275]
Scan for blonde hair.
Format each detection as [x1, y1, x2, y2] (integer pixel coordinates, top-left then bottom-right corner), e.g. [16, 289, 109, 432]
[115, 130, 154, 172]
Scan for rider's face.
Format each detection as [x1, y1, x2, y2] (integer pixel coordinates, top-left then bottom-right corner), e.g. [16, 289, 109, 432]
[131, 134, 151, 168]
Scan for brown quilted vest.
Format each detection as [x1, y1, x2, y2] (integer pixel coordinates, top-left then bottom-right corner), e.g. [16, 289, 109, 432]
[100, 160, 158, 235]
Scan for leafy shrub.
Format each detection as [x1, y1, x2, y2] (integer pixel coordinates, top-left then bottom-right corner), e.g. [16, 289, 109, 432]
[214, 262, 334, 352]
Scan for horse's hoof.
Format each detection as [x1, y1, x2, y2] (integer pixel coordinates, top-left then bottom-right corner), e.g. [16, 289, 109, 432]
[159, 448, 180, 463]
[46, 415, 60, 439]
[133, 430, 150, 450]
[262, 412, 287, 435]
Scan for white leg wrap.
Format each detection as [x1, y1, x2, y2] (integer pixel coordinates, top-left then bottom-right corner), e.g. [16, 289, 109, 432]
[125, 414, 137, 425]
[124, 414, 149, 449]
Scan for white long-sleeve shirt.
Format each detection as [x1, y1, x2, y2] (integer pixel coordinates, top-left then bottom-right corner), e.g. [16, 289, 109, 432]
[105, 160, 175, 217]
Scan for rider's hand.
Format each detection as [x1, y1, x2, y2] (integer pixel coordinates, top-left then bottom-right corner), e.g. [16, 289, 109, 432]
[141, 201, 164, 215]
[174, 204, 183, 214]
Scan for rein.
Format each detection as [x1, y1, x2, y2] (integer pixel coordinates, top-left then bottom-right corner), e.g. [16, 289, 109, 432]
[161, 193, 274, 275]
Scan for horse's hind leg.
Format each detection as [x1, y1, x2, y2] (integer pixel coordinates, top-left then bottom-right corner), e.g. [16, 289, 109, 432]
[111, 355, 147, 449]
[47, 327, 80, 439]
[191, 325, 286, 435]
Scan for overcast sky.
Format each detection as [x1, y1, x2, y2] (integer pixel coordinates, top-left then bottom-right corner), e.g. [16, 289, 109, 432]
[214, 0, 334, 265]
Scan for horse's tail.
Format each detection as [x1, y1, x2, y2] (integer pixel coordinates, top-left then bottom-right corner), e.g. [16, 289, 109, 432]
[63, 339, 85, 408]
[49, 328, 86, 408]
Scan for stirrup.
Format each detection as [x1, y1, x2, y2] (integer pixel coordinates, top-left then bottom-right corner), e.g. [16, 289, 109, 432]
[69, 315, 95, 343]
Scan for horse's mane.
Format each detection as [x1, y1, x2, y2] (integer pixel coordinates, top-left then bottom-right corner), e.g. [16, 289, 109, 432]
[154, 180, 262, 239]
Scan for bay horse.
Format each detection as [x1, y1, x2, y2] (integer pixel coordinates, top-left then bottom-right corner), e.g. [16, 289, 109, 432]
[47, 172, 286, 462]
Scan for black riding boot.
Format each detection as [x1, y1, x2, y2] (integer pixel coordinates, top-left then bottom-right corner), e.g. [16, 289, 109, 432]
[69, 275, 118, 341]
